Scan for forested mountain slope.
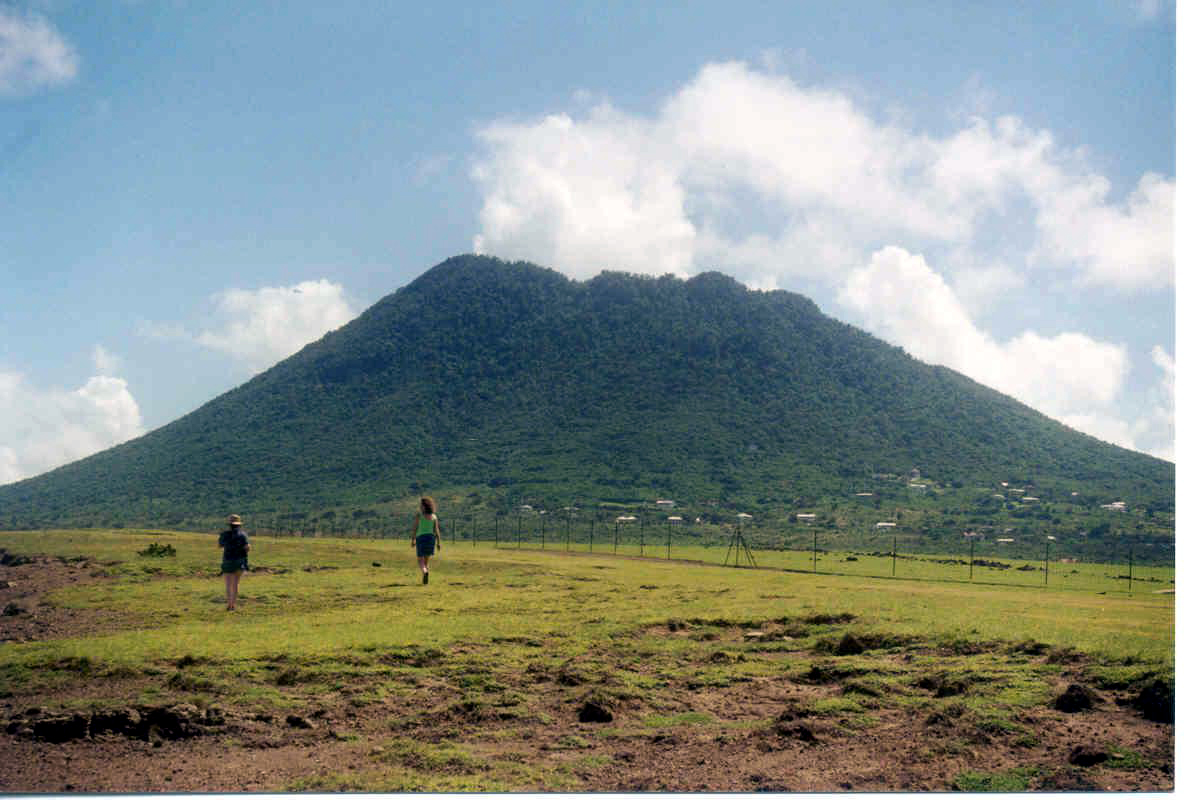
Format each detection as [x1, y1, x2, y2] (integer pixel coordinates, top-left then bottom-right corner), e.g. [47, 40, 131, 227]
[0, 255, 1171, 528]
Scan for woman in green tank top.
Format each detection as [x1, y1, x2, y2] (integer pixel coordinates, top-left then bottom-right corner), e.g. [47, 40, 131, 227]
[411, 496, 442, 584]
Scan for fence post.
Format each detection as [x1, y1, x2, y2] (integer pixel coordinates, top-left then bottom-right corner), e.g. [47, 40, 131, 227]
[812, 529, 817, 573]
[969, 538, 974, 581]
[892, 536, 896, 577]
[495, 516, 499, 548]
[1129, 547, 1134, 594]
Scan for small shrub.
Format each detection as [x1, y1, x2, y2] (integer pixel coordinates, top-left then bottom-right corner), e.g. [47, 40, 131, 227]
[137, 543, 176, 558]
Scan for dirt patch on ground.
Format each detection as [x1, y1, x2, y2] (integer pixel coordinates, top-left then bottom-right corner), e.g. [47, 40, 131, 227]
[0, 706, 380, 793]
[1, 651, 1173, 790]
[573, 680, 1172, 791]
[0, 569, 1173, 792]
[0, 553, 140, 643]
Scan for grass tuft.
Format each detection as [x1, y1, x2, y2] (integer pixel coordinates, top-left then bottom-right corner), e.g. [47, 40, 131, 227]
[953, 766, 1040, 791]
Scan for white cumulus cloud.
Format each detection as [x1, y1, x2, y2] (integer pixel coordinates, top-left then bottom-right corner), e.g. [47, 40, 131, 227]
[838, 246, 1174, 458]
[0, 369, 144, 485]
[0, 9, 78, 95]
[471, 60, 1173, 292]
[1134, 345, 1175, 460]
[474, 107, 696, 280]
[193, 279, 359, 372]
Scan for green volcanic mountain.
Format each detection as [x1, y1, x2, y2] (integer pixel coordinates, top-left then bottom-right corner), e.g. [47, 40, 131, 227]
[0, 255, 1172, 530]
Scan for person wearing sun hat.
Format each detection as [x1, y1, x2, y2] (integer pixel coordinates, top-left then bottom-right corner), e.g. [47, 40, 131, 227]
[218, 514, 251, 610]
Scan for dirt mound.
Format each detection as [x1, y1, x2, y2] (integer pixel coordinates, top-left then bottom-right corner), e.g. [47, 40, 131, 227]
[0, 549, 35, 567]
[924, 704, 965, 728]
[773, 720, 817, 742]
[797, 662, 873, 684]
[1053, 684, 1101, 713]
[915, 674, 970, 698]
[799, 612, 857, 625]
[816, 631, 914, 656]
[1132, 678, 1173, 723]
[5, 703, 227, 743]
[577, 700, 613, 723]
[1068, 744, 1109, 766]
[378, 645, 446, 667]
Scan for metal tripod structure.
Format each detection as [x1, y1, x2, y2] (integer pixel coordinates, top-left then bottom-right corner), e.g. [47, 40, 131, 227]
[723, 522, 758, 568]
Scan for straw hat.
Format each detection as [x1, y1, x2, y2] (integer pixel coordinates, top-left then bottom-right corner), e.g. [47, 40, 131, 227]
[228, 514, 242, 525]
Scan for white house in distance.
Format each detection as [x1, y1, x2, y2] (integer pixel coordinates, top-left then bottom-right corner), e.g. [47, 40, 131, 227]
[796, 513, 817, 522]
[1100, 501, 1127, 512]
[875, 522, 896, 530]
[655, 499, 676, 508]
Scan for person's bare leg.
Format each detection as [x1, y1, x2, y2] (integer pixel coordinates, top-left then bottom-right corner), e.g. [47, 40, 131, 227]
[224, 572, 234, 610]
[229, 571, 242, 609]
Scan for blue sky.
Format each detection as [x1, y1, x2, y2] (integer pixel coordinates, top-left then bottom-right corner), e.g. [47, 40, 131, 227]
[0, 0, 1176, 484]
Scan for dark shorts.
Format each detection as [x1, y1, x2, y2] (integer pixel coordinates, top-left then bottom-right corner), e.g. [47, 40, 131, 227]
[221, 557, 249, 574]
[416, 534, 436, 558]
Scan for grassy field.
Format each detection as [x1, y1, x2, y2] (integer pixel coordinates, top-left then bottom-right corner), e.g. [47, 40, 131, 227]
[0, 528, 1174, 791]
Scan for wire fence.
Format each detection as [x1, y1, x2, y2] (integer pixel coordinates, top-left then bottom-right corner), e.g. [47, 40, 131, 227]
[214, 512, 1172, 595]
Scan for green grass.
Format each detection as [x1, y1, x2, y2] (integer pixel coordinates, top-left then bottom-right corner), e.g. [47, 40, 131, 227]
[953, 766, 1041, 791]
[1104, 747, 1151, 770]
[0, 528, 1173, 791]
[642, 711, 716, 727]
[1, 531, 1172, 675]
